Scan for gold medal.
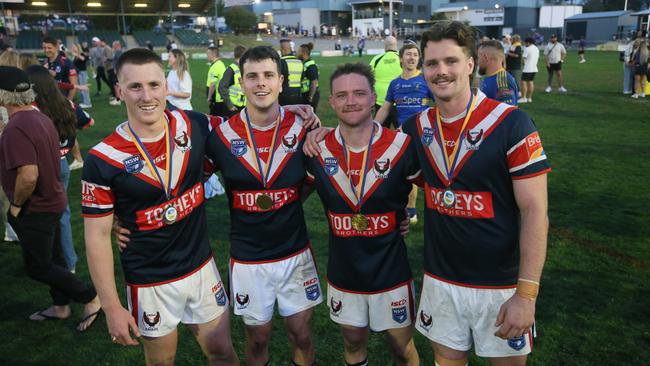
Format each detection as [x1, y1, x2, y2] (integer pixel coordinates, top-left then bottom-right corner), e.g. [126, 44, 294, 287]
[351, 214, 369, 231]
[163, 204, 178, 225]
[256, 193, 274, 210]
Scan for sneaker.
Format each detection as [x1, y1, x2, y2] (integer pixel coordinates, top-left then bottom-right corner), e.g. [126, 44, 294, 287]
[69, 159, 84, 170]
[527, 98, 532, 103]
[109, 98, 121, 106]
[641, 93, 646, 98]
[545, 86, 552, 93]
[78, 103, 92, 109]
[579, 59, 586, 63]
[558, 86, 568, 93]
[519, 98, 528, 104]
[631, 94, 639, 99]
[409, 214, 418, 225]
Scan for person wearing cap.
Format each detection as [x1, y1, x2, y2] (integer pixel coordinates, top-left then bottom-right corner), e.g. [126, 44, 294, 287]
[0, 66, 101, 331]
[369, 36, 402, 128]
[279, 38, 304, 106]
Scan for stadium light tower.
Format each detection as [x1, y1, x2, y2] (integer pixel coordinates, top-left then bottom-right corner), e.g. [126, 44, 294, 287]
[214, 0, 219, 38]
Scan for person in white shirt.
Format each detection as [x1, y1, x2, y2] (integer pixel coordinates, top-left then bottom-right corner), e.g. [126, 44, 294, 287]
[543, 34, 567, 93]
[520, 37, 540, 103]
[166, 49, 193, 110]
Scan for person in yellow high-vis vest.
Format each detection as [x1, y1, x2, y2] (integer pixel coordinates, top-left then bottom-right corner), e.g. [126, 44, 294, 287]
[369, 36, 402, 128]
[218, 45, 247, 118]
[206, 47, 226, 116]
[297, 42, 320, 110]
[279, 39, 304, 106]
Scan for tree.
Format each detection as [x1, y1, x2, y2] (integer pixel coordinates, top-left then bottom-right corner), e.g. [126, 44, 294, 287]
[224, 6, 258, 34]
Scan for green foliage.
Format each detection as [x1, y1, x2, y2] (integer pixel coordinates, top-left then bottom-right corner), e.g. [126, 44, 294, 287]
[224, 7, 258, 34]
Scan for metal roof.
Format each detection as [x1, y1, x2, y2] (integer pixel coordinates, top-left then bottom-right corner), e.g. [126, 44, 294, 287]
[565, 10, 630, 21]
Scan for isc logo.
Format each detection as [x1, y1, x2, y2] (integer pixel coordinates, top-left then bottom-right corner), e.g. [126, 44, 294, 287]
[304, 278, 317, 286]
[391, 299, 406, 307]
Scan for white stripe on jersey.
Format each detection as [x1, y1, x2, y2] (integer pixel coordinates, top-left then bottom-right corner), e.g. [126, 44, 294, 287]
[508, 155, 547, 173]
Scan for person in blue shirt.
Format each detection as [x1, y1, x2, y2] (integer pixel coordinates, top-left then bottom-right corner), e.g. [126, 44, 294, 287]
[478, 40, 519, 106]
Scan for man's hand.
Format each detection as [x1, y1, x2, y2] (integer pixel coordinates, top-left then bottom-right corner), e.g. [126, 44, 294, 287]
[106, 306, 140, 346]
[399, 209, 410, 236]
[303, 127, 332, 157]
[112, 219, 131, 253]
[494, 294, 536, 340]
[284, 104, 321, 130]
[9, 204, 21, 218]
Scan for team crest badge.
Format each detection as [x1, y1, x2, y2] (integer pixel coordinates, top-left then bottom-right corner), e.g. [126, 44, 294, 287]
[235, 293, 250, 309]
[324, 157, 339, 176]
[373, 158, 390, 178]
[392, 306, 407, 324]
[281, 133, 298, 153]
[508, 335, 526, 351]
[230, 139, 248, 157]
[214, 287, 227, 306]
[330, 297, 343, 316]
[466, 129, 484, 150]
[123, 155, 144, 174]
[418, 310, 433, 331]
[304, 284, 320, 301]
[174, 131, 192, 152]
[142, 311, 161, 330]
[421, 127, 434, 146]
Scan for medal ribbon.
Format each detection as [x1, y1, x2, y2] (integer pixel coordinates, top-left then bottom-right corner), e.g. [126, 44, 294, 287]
[432, 93, 477, 186]
[243, 107, 282, 189]
[126, 119, 173, 200]
[340, 123, 376, 211]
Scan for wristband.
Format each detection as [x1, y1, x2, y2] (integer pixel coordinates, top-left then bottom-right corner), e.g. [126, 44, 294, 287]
[516, 278, 539, 300]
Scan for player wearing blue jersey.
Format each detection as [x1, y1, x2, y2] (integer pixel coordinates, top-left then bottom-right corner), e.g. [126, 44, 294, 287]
[478, 40, 518, 106]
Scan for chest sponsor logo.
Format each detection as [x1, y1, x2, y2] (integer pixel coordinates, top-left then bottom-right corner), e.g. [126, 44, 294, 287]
[508, 335, 527, 351]
[466, 129, 484, 150]
[425, 186, 494, 219]
[303, 277, 321, 301]
[230, 138, 248, 157]
[327, 211, 396, 237]
[373, 158, 390, 179]
[174, 131, 192, 152]
[330, 297, 343, 316]
[418, 310, 433, 331]
[142, 311, 161, 331]
[281, 133, 298, 153]
[421, 127, 434, 146]
[232, 187, 299, 213]
[324, 157, 339, 176]
[55, 65, 61, 74]
[391, 299, 408, 324]
[235, 293, 250, 310]
[123, 155, 144, 174]
[212, 282, 227, 306]
[135, 182, 204, 230]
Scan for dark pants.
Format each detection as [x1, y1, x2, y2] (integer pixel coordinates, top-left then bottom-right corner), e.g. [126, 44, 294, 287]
[302, 91, 320, 111]
[7, 210, 96, 306]
[95, 66, 111, 94]
[107, 68, 118, 99]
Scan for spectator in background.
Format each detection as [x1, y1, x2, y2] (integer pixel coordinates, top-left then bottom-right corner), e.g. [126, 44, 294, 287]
[578, 37, 587, 63]
[19, 53, 39, 70]
[42, 37, 78, 101]
[297, 42, 320, 110]
[107, 40, 123, 106]
[218, 45, 247, 117]
[279, 38, 305, 105]
[89, 37, 111, 97]
[369, 36, 402, 127]
[358, 36, 366, 57]
[623, 37, 637, 95]
[506, 34, 523, 93]
[630, 39, 649, 99]
[544, 34, 567, 93]
[521, 37, 540, 103]
[206, 47, 226, 116]
[167, 49, 193, 110]
[478, 40, 519, 105]
[0, 49, 20, 243]
[71, 44, 92, 109]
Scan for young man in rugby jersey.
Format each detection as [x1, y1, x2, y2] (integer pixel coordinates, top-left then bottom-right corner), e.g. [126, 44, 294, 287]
[478, 40, 519, 106]
[305, 62, 420, 366]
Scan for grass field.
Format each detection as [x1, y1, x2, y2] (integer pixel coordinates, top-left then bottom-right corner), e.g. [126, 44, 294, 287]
[0, 50, 649, 365]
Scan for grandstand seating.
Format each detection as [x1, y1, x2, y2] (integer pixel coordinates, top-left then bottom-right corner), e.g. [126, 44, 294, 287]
[133, 31, 169, 47]
[174, 29, 210, 46]
[16, 31, 43, 49]
[77, 30, 125, 47]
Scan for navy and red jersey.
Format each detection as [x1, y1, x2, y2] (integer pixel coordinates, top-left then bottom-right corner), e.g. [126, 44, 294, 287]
[205, 108, 310, 262]
[401, 90, 550, 287]
[44, 54, 77, 85]
[81, 109, 213, 285]
[306, 124, 421, 293]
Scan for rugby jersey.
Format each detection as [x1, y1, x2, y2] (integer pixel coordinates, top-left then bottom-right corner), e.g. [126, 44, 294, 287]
[385, 72, 434, 127]
[480, 68, 519, 106]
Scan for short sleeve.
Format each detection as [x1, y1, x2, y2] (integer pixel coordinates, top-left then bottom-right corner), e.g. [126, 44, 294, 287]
[505, 110, 551, 179]
[81, 154, 115, 217]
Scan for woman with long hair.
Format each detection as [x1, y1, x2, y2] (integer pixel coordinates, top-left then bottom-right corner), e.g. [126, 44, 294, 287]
[167, 48, 193, 110]
[631, 39, 649, 98]
[25, 65, 94, 275]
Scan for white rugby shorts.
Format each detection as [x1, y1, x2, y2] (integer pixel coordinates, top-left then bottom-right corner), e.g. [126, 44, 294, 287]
[126, 257, 228, 338]
[328, 280, 415, 332]
[415, 274, 534, 357]
[229, 246, 323, 325]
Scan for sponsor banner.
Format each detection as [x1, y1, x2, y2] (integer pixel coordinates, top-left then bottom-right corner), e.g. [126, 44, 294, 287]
[424, 185, 494, 219]
[231, 186, 299, 212]
[327, 211, 396, 237]
[81, 180, 114, 209]
[135, 182, 204, 230]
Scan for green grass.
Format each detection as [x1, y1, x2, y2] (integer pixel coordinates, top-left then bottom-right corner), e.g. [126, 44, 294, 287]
[1, 51, 649, 365]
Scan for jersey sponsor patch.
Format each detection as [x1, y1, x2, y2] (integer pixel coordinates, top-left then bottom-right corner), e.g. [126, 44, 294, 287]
[230, 138, 248, 157]
[231, 186, 299, 213]
[391, 299, 408, 324]
[507, 131, 547, 174]
[424, 185, 495, 219]
[123, 155, 144, 174]
[303, 277, 320, 301]
[135, 182, 204, 230]
[327, 211, 396, 237]
[81, 180, 114, 210]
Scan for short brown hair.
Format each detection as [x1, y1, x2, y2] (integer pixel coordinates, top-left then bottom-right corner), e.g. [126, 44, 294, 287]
[329, 62, 374, 92]
[115, 48, 164, 78]
[399, 43, 420, 58]
[421, 21, 478, 69]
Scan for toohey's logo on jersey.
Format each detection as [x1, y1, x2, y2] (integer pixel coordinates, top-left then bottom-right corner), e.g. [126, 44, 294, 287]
[391, 299, 408, 324]
[123, 155, 144, 174]
[425, 186, 495, 219]
[174, 131, 192, 152]
[142, 311, 161, 331]
[136, 183, 205, 230]
[304, 277, 320, 301]
[232, 187, 299, 212]
[230, 139, 247, 157]
[281, 133, 298, 153]
[327, 212, 396, 237]
[373, 158, 390, 178]
[421, 127, 434, 146]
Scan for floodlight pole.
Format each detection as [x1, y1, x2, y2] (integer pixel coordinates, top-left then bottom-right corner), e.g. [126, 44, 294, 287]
[624, 0, 628, 11]
[66, 0, 74, 36]
[214, 0, 219, 38]
[389, 0, 393, 36]
[120, 0, 127, 36]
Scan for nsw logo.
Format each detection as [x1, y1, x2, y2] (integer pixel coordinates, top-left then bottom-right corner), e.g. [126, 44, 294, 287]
[324, 157, 339, 176]
[123, 155, 144, 174]
[214, 286, 227, 306]
[304, 284, 320, 301]
[230, 139, 248, 157]
[392, 306, 407, 324]
[421, 127, 434, 146]
[508, 335, 527, 351]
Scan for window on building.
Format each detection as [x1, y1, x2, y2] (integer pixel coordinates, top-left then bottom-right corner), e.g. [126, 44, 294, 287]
[404, 4, 413, 12]
[417, 5, 427, 13]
